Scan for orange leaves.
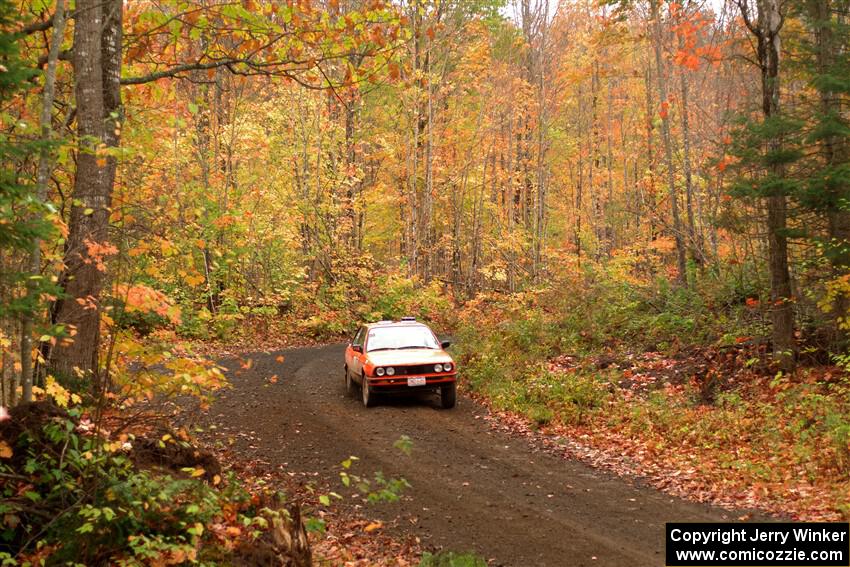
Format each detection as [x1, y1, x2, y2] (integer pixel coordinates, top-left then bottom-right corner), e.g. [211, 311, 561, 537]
[114, 283, 182, 325]
[659, 100, 670, 119]
[717, 154, 736, 173]
[364, 520, 383, 532]
[0, 441, 12, 459]
[671, 5, 725, 72]
[673, 50, 701, 71]
[212, 214, 238, 229]
[83, 239, 118, 272]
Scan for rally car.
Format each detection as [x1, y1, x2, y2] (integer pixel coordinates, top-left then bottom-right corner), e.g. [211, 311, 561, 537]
[344, 318, 457, 409]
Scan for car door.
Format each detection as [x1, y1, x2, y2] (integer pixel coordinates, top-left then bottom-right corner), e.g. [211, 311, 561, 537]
[347, 327, 366, 379]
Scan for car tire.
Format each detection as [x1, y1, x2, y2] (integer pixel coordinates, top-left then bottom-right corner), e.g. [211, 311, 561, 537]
[361, 374, 376, 408]
[440, 383, 457, 409]
[344, 366, 355, 396]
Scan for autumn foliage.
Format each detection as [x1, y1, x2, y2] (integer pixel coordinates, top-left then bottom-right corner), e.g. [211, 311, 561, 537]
[0, 0, 850, 559]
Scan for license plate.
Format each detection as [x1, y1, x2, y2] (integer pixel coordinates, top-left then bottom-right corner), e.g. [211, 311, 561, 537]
[407, 377, 426, 387]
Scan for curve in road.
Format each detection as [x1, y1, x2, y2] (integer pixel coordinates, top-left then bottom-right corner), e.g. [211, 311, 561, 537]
[206, 343, 745, 566]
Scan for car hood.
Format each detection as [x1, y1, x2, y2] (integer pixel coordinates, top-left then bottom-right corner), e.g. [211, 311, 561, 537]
[366, 349, 453, 366]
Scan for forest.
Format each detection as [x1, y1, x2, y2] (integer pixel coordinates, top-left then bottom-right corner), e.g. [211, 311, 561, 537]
[0, 0, 849, 561]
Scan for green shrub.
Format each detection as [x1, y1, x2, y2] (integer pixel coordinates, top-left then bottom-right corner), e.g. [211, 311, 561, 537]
[419, 551, 488, 567]
[0, 405, 282, 565]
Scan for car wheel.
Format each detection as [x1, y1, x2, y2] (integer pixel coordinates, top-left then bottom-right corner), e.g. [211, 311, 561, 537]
[361, 374, 376, 408]
[440, 383, 457, 409]
[344, 366, 355, 395]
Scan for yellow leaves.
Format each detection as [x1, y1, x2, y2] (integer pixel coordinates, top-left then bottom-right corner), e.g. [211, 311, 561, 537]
[818, 276, 850, 329]
[0, 441, 12, 459]
[128, 242, 149, 257]
[166, 548, 197, 564]
[111, 331, 229, 403]
[186, 274, 205, 287]
[44, 376, 82, 408]
[190, 467, 206, 478]
[103, 440, 126, 453]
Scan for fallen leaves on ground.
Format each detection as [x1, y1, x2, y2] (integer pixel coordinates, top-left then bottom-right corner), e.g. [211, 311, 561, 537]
[471, 344, 850, 522]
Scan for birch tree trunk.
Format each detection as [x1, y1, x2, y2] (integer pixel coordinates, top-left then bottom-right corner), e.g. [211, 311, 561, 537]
[649, 0, 688, 285]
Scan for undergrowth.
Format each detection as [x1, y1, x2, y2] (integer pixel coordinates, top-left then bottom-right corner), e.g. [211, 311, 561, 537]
[0, 403, 290, 565]
[455, 263, 850, 519]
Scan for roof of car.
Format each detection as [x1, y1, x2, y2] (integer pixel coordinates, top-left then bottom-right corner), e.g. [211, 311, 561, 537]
[364, 319, 428, 329]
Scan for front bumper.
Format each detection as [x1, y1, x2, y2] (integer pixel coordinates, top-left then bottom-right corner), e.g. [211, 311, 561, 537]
[366, 373, 456, 391]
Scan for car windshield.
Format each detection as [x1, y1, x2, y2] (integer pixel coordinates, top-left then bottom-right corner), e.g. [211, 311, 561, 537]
[366, 326, 440, 352]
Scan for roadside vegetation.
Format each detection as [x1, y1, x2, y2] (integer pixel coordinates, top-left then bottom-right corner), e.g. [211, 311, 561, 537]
[455, 261, 850, 520]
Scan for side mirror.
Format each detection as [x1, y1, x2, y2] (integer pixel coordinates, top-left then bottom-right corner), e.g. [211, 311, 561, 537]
[440, 340, 451, 349]
[352, 344, 363, 353]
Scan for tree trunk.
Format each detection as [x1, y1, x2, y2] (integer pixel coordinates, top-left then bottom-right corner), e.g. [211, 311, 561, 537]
[743, 0, 795, 368]
[763, 0, 794, 369]
[50, 0, 123, 381]
[677, 30, 701, 265]
[649, 0, 688, 285]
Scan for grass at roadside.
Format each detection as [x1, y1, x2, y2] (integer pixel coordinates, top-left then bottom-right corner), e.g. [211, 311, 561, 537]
[454, 268, 850, 521]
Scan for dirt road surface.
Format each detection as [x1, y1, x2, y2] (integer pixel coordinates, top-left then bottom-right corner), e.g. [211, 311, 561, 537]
[199, 343, 749, 566]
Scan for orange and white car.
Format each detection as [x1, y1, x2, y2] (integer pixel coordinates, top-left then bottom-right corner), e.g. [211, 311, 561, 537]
[344, 318, 457, 408]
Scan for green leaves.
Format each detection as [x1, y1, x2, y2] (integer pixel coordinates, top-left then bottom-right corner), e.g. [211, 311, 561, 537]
[393, 434, 413, 456]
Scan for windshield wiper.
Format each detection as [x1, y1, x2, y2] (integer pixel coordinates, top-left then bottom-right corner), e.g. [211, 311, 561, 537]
[368, 347, 399, 352]
[397, 345, 435, 349]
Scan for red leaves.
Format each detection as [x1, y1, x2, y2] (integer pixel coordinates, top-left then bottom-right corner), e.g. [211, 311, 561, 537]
[388, 61, 400, 80]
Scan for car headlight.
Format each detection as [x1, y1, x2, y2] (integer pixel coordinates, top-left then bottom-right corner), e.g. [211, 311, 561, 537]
[376, 367, 385, 376]
[386, 367, 395, 376]
[443, 362, 453, 372]
[434, 363, 443, 372]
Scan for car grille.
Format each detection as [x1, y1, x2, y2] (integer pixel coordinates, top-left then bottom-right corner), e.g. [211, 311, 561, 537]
[392, 364, 439, 375]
